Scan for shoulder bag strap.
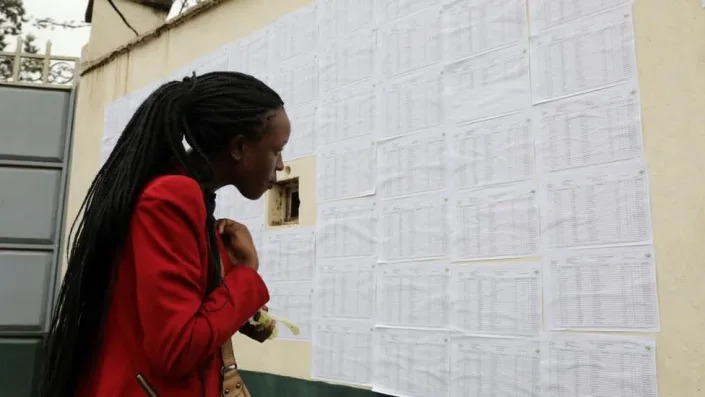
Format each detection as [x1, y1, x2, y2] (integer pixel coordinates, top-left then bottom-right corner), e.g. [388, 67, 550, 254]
[219, 261, 251, 397]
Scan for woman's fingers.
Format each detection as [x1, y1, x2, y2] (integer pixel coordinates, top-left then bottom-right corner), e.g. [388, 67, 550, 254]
[267, 320, 276, 333]
[216, 218, 236, 234]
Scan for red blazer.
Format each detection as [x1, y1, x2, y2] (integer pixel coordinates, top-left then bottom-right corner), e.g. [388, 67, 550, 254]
[76, 174, 270, 397]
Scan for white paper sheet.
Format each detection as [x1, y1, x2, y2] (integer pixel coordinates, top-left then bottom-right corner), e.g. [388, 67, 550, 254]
[318, 27, 376, 92]
[229, 29, 273, 76]
[215, 188, 265, 238]
[450, 263, 542, 336]
[376, 66, 443, 140]
[214, 185, 238, 219]
[214, 186, 265, 269]
[529, 0, 629, 34]
[103, 97, 130, 139]
[232, 193, 265, 221]
[312, 319, 374, 386]
[450, 112, 535, 191]
[317, 0, 374, 44]
[373, 327, 450, 397]
[268, 53, 318, 108]
[536, 81, 643, 173]
[441, 0, 527, 62]
[316, 81, 376, 146]
[444, 43, 531, 123]
[229, 217, 266, 282]
[317, 137, 376, 202]
[244, 221, 265, 271]
[167, 65, 192, 82]
[126, 96, 141, 120]
[380, 193, 448, 262]
[377, 128, 446, 199]
[316, 197, 377, 259]
[450, 182, 539, 260]
[376, 0, 437, 22]
[377, 6, 441, 78]
[191, 47, 228, 74]
[530, 5, 637, 103]
[541, 160, 652, 249]
[225, 42, 244, 73]
[128, 82, 160, 116]
[376, 261, 450, 328]
[101, 135, 118, 166]
[314, 257, 376, 320]
[267, 282, 313, 340]
[543, 333, 658, 397]
[544, 246, 660, 331]
[450, 335, 541, 397]
[283, 102, 317, 160]
[270, 4, 317, 62]
[261, 228, 315, 282]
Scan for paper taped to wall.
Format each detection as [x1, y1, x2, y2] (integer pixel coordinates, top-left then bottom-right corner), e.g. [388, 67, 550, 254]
[530, 5, 637, 103]
[312, 319, 374, 386]
[540, 159, 652, 249]
[372, 327, 450, 397]
[377, 5, 441, 78]
[316, 197, 377, 259]
[535, 81, 644, 173]
[375, 65, 443, 141]
[543, 333, 658, 397]
[529, 0, 630, 34]
[375, 261, 451, 328]
[450, 334, 541, 397]
[261, 228, 315, 283]
[444, 42, 531, 123]
[316, 81, 377, 146]
[377, 127, 446, 199]
[267, 281, 313, 341]
[450, 182, 539, 260]
[441, 0, 527, 62]
[314, 257, 375, 320]
[380, 193, 448, 262]
[450, 263, 542, 336]
[544, 246, 660, 331]
[449, 111, 535, 190]
[317, 136, 376, 202]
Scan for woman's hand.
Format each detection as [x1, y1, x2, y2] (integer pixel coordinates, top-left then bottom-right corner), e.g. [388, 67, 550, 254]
[240, 306, 276, 343]
[216, 219, 259, 272]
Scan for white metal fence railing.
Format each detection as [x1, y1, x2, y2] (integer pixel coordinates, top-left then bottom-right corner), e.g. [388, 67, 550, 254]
[0, 36, 79, 89]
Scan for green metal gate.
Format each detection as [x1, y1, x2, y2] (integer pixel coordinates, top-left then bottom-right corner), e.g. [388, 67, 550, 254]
[0, 38, 78, 397]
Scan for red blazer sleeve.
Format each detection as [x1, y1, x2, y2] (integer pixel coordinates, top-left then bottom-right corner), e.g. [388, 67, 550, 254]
[130, 175, 269, 377]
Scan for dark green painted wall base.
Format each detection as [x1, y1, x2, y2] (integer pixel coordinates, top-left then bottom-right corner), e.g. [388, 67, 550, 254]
[0, 338, 41, 397]
[0, 340, 389, 397]
[240, 371, 391, 397]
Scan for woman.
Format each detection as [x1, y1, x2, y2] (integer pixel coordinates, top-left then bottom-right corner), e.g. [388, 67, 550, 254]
[38, 71, 290, 396]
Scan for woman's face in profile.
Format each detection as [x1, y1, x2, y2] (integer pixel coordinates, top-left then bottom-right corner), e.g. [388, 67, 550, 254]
[229, 107, 290, 200]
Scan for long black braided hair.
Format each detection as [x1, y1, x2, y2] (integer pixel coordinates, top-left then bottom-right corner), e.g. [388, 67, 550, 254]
[37, 71, 284, 396]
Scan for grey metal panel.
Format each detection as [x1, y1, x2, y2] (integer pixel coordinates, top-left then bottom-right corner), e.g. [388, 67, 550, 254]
[0, 251, 52, 330]
[0, 86, 70, 163]
[45, 87, 77, 333]
[0, 167, 61, 244]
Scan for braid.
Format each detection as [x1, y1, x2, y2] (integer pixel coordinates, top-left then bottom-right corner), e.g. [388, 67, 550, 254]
[37, 71, 283, 397]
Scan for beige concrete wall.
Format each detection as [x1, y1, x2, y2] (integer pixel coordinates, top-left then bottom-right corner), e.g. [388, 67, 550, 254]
[66, 0, 705, 394]
[82, 0, 168, 61]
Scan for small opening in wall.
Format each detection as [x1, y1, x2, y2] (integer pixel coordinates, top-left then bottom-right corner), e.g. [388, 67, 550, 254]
[268, 178, 300, 226]
[289, 190, 300, 220]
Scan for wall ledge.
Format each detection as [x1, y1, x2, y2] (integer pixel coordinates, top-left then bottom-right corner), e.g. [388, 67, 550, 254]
[80, 0, 231, 77]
